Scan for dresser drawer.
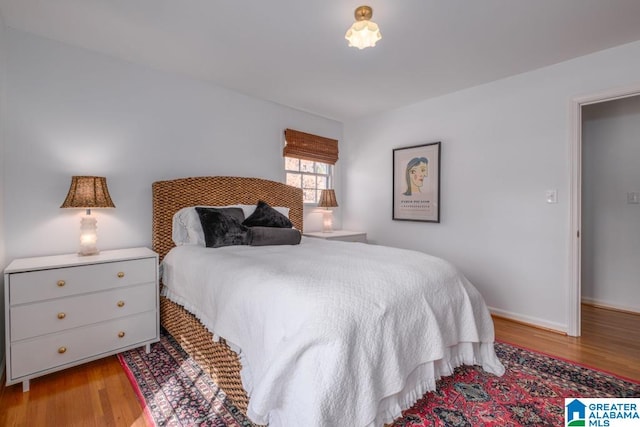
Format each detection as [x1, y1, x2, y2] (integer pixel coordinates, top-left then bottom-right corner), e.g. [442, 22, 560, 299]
[11, 282, 157, 341]
[10, 310, 157, 380]
[9, 257, 156, 305]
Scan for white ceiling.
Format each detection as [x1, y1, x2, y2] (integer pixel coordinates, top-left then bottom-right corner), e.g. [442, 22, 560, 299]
[2, 0, 640, 121]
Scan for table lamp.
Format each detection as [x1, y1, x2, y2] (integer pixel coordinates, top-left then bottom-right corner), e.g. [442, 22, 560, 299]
[318, 189, 338, 233]
[61, 176, 115, 256]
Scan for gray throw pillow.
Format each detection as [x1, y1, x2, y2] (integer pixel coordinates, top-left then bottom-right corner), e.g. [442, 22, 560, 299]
[249, 227, 301, 246]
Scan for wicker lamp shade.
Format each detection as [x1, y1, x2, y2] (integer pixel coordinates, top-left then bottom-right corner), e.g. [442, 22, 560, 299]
[318, 189, 338, 208]
[61, 176, 115, 209]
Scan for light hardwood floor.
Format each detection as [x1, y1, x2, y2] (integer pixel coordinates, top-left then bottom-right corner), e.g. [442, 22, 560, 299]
[0, 355, 146, 427]
[0, 304, 638, 426]
[493, 304, 640, 381]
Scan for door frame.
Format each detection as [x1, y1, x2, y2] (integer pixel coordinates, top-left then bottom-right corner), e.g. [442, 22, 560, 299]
[568, 83, 640, 336]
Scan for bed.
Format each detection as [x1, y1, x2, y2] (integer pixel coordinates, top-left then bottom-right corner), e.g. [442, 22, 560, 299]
[152, 176, 504, 427]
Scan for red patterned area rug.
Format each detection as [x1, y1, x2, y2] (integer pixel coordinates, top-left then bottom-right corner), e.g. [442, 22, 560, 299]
[118, 331, 253, 427]
[392, 342, 639, 426]
[119, 331, 640, 427]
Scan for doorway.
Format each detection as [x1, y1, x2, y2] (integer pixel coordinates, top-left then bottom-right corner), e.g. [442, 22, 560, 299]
[569, 85, 640, 336]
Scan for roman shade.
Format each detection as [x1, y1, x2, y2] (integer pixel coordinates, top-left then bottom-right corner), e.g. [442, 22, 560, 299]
[283, 128, 339, 165]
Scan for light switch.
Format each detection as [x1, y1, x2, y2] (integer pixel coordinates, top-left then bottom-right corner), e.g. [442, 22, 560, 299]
[546, 189, 558, 204]
[628, 192, 640, 204]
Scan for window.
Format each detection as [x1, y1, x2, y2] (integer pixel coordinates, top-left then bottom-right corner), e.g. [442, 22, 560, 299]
[282, 128, 339, 204]
[285, 157, 332, 203]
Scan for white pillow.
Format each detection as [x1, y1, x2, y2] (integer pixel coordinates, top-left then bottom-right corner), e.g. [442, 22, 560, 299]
[171, 204, 290, 246]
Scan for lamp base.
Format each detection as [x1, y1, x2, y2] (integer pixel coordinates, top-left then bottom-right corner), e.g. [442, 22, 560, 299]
[79, 216, 99, 256]
[78, 248, 100, 256]
[321, 209, 334, 233]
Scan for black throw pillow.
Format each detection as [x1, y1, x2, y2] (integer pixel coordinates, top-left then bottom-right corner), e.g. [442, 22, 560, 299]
[195, 207, 249, 248]
[242, 200, 293, 228]
[249, 227, 301, 246]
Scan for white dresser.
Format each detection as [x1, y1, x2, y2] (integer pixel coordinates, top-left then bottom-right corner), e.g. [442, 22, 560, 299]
[4, 247, 159, 391]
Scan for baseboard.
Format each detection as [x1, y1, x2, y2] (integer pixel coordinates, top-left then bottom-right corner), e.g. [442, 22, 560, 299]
[488, 306, 567, 335]
[581, 298, 640, 315]
[0, 355, 5, 400]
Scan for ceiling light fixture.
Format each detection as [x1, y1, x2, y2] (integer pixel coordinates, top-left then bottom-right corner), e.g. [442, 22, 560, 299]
[345, 5, 382, 50]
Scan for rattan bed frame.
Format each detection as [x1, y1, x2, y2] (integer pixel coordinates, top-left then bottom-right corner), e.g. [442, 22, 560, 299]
[152, 176, 303, 416]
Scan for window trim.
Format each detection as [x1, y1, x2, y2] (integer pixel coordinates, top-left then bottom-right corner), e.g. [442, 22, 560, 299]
[284, 157, 333, 205]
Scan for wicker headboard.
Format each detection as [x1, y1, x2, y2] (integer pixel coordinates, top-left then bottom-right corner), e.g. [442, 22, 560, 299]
[152, 176, 304, 261]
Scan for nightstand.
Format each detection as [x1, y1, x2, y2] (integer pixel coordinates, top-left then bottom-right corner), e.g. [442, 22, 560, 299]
[304, 230, 367, 243]
[4, 247, 159, 392]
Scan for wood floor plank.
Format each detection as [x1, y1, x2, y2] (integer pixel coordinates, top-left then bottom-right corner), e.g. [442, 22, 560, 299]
[0, 304, 637, 426]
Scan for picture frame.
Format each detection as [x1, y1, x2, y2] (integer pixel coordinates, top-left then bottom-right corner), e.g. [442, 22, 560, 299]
[393, 142, 441, 222]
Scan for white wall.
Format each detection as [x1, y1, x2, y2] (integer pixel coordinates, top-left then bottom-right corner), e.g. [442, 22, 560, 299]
[581, 96, 640, 313]
[343, 40, 640, 332]
[0, 13, 7, 371]
[4, 29, 342, 261]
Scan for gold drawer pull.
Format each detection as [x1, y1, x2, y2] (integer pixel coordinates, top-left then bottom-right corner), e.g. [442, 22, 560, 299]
[57, 312, 66, 320]
[117, 300, 125, 307]
[57, 280, 66, 287]
[118, 331, 125, 338]
[117, 272, 125, 278]
[58, 347, 67, 354]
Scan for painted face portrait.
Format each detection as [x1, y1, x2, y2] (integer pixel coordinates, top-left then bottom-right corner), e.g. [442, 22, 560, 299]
[410, 162, 427, 188]
[403, 157, 429, 196]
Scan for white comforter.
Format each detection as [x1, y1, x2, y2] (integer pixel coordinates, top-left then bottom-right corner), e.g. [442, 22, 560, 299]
[161, 237, 504, 427]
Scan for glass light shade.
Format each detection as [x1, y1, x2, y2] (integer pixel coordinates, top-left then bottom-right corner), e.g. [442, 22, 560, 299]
[345, 20, 382, 50]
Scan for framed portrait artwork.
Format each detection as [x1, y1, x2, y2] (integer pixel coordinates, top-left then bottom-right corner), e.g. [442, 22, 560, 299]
[393, 142, 441, 222]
